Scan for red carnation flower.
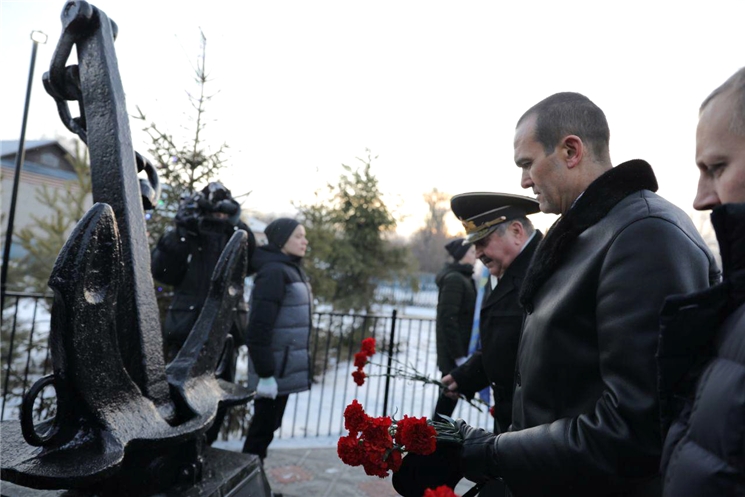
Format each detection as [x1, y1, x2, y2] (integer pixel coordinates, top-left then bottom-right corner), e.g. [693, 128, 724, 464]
[344, 399, 369, 434]
[337, 435, 364, 467]
[395, 415, 436, 455]
[423, 485, 460, 497]
[360, 442, 390, 478]
[385, 447, 403, 473]
[352, 369, 366, 386]
[354, 351, 368, 369]
[361, 337, 376, 357]
[362, 416, 393, 449]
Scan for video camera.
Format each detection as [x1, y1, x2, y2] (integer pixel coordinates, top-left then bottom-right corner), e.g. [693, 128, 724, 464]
[176, 182, 241, 232]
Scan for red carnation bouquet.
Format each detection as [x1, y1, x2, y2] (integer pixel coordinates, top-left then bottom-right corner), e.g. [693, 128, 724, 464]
[424, 486, 460, 497]
[352, 337, 486, 412]
[337, 399, 461, 478]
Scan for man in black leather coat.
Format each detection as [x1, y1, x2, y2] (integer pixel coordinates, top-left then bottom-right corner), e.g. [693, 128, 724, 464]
[658, 67, 745, 496]
[151, 182, 256, 442]
[456, 93, 719, 496]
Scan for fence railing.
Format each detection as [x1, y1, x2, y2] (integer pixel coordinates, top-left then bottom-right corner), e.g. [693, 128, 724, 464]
[1, 292, 493, 441]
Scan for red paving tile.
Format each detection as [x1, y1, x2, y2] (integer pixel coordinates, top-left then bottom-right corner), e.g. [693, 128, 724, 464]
[268, 465, 315, 484]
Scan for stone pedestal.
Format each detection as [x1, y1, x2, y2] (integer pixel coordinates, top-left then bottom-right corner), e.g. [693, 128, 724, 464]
[0, 448, 271, 497]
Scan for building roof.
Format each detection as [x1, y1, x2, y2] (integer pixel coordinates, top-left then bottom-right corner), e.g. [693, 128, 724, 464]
[0, 140, 60, 157]
[0, 140, 78, 181]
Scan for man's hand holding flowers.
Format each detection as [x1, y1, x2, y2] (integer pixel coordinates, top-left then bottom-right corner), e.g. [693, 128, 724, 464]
[457, 419, 500, 483]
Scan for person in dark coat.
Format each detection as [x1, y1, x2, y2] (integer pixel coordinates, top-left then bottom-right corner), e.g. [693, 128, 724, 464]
[455, 93, 719, 497]
[658, 67, 745, 496]
[242, 218, 312, 460]
[151, 182, 256, 443]
[152, 182, 255, 360]
[442, 193, 542, 436]
[432, 237, 476, 421]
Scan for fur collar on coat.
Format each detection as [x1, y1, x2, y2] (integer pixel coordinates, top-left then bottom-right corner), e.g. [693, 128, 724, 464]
[519, 159, 658, 309]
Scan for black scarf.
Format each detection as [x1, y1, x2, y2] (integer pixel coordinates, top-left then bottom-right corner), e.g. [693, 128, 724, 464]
[519, 159, 659, 310]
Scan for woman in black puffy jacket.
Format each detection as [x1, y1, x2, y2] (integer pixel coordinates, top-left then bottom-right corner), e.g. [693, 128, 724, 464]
[242, 218, 312, 460]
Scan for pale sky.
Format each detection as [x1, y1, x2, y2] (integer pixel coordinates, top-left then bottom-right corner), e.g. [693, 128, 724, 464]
[1, 0, 743, 236]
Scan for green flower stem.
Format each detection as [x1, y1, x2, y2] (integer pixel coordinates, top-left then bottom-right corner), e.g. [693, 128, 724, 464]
[365, 361, 487, 413]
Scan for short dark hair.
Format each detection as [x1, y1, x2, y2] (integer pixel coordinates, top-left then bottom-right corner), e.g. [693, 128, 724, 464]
[517, 92, 610, 162]
[700, 67, 745, 136]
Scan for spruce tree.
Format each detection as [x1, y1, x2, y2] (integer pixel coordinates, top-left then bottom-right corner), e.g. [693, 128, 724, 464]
[134, 31, 230, 248]
[296, 151, 414, 313]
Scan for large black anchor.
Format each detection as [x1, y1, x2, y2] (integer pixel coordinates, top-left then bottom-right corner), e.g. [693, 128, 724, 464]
[0, 1, 253, 492]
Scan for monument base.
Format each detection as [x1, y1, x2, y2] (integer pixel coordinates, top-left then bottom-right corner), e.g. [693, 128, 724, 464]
[0, 447, 271, 497]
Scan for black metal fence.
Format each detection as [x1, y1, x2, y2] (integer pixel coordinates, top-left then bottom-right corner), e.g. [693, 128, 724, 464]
[1, 292, 494, 442]
[374, 278, 438, 308]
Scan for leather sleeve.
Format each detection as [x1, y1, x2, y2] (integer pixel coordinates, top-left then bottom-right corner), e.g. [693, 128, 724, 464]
[247, 263, 286, 377]
[438, 273, 469, 360]
[496, 218, 714, 494]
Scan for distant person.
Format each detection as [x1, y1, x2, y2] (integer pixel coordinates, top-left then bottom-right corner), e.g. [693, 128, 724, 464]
[151, 181, 255, 443]
[432, 237, 476, 421]
[243, 218, 312, 461]
[453, 92, 718, 496]
[659, 66, 745, 496]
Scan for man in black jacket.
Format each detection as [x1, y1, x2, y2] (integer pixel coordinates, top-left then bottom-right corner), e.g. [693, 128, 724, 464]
[432, 237, 476, 421]
[441, 193, 541, 436]
[659, 67, 745, 496]
[456, 93, 719, 496]
[151, 182, 256, 443]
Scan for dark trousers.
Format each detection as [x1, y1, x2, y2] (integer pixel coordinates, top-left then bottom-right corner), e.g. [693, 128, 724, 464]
[433, 392, 458, 422]
[242, 394, 289, 459]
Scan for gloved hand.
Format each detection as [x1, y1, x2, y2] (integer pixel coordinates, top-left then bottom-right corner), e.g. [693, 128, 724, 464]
[454, 356, 468, 367]
[174, 194, 201, 234]
[391, 441, 463, 497]
[441, 374, 460, 401]
[256, 376, 278, 399]
[456, 419, 500, 483]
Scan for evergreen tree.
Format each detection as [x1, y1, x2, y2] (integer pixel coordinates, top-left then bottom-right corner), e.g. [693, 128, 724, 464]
[134, 31, 230, 247]
[296, 151, 414, 313]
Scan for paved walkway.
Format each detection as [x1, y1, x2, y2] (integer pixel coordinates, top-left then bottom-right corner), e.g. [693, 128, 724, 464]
[262, 446, 476, 497]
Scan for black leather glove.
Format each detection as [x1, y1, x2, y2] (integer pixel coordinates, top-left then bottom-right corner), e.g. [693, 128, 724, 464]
[174, 195, 201, 234]
[457, 419, 500, 483]
[391, 441, 463, 497]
